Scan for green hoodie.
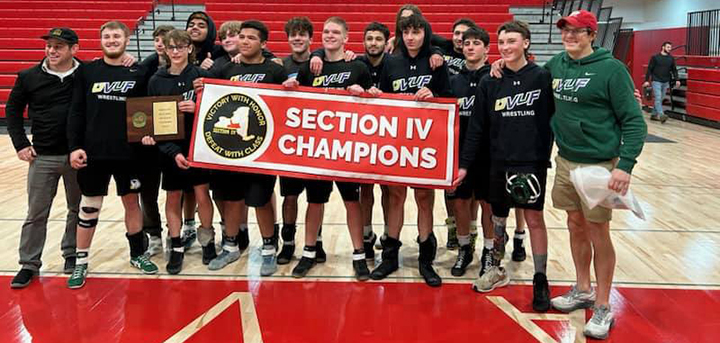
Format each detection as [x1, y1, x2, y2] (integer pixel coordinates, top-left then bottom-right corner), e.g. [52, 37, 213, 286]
[544, 47, 647, 174]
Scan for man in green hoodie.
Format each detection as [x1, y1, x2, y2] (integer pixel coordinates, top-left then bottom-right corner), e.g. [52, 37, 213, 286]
[544, 10, 647, 340]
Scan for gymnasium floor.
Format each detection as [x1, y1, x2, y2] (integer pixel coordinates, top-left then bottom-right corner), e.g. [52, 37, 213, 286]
[1, 114, 719, 342]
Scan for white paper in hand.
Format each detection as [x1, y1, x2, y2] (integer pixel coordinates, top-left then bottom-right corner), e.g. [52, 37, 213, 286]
[569, 166, 645, 220]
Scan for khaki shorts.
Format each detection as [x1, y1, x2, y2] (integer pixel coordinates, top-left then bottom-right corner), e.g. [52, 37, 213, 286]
[551, 155, 616, 223]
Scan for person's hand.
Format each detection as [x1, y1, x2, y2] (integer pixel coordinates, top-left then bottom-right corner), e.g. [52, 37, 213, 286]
[178, 100, 195, 113]
[231, 53, 242, 64]
[430, 53, 444, 70]
[490, 59, 505, 78]
[675, 80, 681, 88]
[283, 78, 299, 89]
[17, 146, 37, 162]
[386, 37, 396, 53]
[310, 56, 323, 76]
[121, 53, 137, 67]
[141, 136, 156, 146]
[368, 86, 382, 97]
[642, 81, 650, 88]
[200, 53, 214, 70]
[272, 57, 284, 66]
[343, 50, 356, 62]
[175, 153, 191, 170]
[70, 149, 87, 169]
[193, 78, 204, 93]
[346, 84, 364, 96]
[634, 88, 642, 106]
[608, 168, 631, 196]
[452, 168, 467, 188]
[414, 87, 434, 101]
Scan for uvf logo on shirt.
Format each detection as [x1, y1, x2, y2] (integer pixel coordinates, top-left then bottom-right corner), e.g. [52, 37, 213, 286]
[312, 72, 351, 87]
[392, 75, 432, 92]
[494, 89, 542, 111]
[203, 93, 270, 159]
[91, 81, 136, 94]
[230, 74, 266, 83]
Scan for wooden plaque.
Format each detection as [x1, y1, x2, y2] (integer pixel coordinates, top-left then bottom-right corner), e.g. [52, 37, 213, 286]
[127, 95, 185, 142]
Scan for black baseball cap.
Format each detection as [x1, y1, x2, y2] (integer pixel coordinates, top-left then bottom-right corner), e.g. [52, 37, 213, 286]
[41, 27, 79, 44]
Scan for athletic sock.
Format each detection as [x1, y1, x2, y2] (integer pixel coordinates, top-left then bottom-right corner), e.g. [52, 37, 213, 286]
[383, 225, 389, 236]
[303, 245, 317, 259]
[483, 238, 494, 250]
[469, 220, 478, 234]
[352, 248, 365, 260]
[77, 249, 89, 265]
[363, 225, 372, 238]
[533, 253, 548, 274]
[458, 234, 471, 246]
[126, 231, 146, 258]
[515, 231, 526, 246]
[171, 237, 183, 252]
[183, 219, 195, 227]
[239, 224, 248, 232]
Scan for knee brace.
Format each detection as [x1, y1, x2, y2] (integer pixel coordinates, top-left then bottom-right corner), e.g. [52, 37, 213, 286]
[79, 196, 103, 229]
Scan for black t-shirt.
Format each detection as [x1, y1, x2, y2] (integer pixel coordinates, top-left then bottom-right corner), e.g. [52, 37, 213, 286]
[67, 60, 150, 160]
[357, 54, 386, 88]
[297, 59, 373, 90]
[218, 58, 288, 84]
[281, 55, 307, 79]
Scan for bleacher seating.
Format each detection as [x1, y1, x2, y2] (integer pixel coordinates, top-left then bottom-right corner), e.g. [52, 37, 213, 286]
[0, 0, 546, 118]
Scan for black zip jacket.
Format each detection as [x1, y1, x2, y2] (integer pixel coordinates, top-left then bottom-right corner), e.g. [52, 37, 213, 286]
[379, 20, 451, 97]
[67, 60, 150, 160]
[148, 64, 210, 158]
[450, 64, 490, 151]
[297, 58, 372, 90]
[6, 58, 81, 155]
[460, 62, 555, 169]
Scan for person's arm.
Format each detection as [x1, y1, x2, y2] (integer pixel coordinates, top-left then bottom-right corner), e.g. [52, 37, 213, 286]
[644, 55, 655, 84]
[67, 65, 87, 152]
[671, 57, 680, 87]
[261, 49, 276, 59]
[609, 66, 648, 175]
[459, 79, 489, 169]
[5, 73, 32, 152]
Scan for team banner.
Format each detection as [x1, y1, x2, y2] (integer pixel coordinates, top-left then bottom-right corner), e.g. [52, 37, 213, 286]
[188, 79, 458, 188]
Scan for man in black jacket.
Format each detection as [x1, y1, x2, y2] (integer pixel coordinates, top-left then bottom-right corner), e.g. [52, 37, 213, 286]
[66, 21, 158, 289]
[454, 21, 554, 312]
[6, 28, 82, 289]
[642, 41, 680, 123]
[371, 14, 451, 287]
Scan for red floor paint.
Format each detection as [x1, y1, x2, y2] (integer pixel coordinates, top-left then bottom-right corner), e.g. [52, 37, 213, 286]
[1, 276, 717, 343]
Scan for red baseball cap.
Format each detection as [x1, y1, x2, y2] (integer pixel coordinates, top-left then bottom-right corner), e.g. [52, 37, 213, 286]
[557, 10, 598, 31]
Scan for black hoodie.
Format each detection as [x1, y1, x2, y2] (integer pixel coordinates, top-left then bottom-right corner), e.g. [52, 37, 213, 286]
[147, 64, 210, 158]
[450, 63, 490, 150]
[379, 20, 451, 97]
[460, 62, 555, 170]
[186, 11, 224, 66]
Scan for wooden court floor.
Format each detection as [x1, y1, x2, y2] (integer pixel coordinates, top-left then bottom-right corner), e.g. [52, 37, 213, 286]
[1, 114, 720, 342]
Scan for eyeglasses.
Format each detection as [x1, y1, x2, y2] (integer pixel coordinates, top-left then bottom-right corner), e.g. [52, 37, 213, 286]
[167, 45, 189, 52]
[560, 28, 591, 36]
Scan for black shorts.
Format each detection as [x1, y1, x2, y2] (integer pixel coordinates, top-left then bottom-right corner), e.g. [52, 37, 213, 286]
[447, 164, 480, 200]
[278, 176, 333, 204]
[78, 159, 142, 196]
[336, 181, 361, 202]
[161, 163, 211, 191]
[487, 165, 547, 216]
[211, 171, 276, 207]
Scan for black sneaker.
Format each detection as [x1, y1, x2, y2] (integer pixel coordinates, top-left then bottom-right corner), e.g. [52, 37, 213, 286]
[11, 269, 35, 289]
[353, 259, 371, 281]
[363, 233, 377, 261]
[291, 256, 317, 278]
[451, 244, 474, 277]
[512, 237, 527, 262]
[660, 114, 669, 124]
[479, 247, 493, 277]
[419, 261, 442, 287]
[64, 257, 76, 274]
[370, 236, 401, 280]
[201, 243, 217, 265]
[166, 251, 184, 275]
[532, 272, 551, 312]
[316, 241, 327, 263]
[277, 243, 295, 265]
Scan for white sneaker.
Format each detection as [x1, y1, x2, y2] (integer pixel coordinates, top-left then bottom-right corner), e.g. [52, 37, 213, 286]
[472, 266, 510, 292]
[145, 236, 163, 257]
[583, 305, 614, 339]
[551, 285, 596, 312]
